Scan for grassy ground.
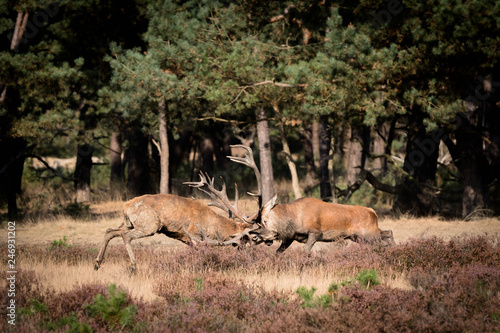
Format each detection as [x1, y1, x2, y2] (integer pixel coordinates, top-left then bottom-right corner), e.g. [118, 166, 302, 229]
[1, 200, 500, 331]
[2, 200, 500, 299]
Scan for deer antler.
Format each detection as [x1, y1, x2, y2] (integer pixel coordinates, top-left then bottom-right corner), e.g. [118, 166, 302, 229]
[221, 225, 259, 248]
[227, 144, 262, 220]
[184, 145, 262, 225]
[184, 172, 250, 224]
[183, 224, 258, 250]
[185, 172, 233, 217]
[183, 224, 224, 246]
[227, 145, 262, 199]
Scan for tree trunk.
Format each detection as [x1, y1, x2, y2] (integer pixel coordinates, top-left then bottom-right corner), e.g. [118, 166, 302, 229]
[277, 121, 302, 199]
[384, 119, 397, 174]
[372, 122, 389, 175]
[274, 104, 302, 199]
[0, 13, 29, 215]
[312, 121, 320, 168]
[158, 98, 169, 194]
[200, 137, 214, 176]
[256, 106, 275, 205]
[446, 73, 500, 218]
[451, 113, 488, 218]
[209, 122, 231, 171]
[74, 144, 93, 203]
[125, 128, 151, 196]
[219, 130, 232, 170]
[302, 122, 317, 196]
[170, 129, 193, 176]
[345, 126, 362, 186]
[394, 109, 439, 215]
[345, 126, 369, 186]
[109, 129, 123, 199]
[460, 158, 486, 219]
[0, 138, 27, 218]
[338, 124, 350, 172]
[1, 12, 29, 104]
[319, 116, 333, 201]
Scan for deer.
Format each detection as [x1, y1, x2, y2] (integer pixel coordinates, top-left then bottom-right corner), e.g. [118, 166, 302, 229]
[94, 145, 262, 272]
[251, 195, 395, 253]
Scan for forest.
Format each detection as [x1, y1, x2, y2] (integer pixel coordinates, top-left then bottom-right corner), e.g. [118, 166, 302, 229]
[2, 2, 500, 332]
[1, 0, 500, 219]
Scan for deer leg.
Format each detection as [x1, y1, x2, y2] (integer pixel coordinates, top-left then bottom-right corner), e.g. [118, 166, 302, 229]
[276, 238, 294, 253]
[304, 232, 320, 251]
[94, 228, 126, 271]
[345, 234, 359, 243]
[122, 228, 156, 273]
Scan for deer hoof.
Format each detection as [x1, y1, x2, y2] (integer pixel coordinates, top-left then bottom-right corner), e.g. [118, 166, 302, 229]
[94, 261, 100, 271]
[129, 264, 137, 274]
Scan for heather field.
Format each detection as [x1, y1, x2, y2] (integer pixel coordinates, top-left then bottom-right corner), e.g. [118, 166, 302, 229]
[1, 202, 500, 332]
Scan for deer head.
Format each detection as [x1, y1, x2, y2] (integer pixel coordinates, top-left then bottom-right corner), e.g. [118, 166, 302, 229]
[183, 144, 266, 246]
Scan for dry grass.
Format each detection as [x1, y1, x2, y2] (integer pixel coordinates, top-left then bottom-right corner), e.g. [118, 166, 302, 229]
[7, 200, 500, 247]
[17, 259, 163, 301]
[233, 267, 413, 296]
[1, 200, 499, 302]
[379, 214, 500, 243]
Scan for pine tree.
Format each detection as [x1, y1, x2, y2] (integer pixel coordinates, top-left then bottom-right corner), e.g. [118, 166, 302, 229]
[359, 0, 500, 217]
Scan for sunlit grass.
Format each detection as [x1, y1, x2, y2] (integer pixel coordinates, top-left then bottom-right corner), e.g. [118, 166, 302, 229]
[1, 226, 499, 331]
[1, 201, 500, 331]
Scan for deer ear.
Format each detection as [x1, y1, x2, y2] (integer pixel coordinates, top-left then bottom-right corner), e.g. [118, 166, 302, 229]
[263, 194, 278, 212]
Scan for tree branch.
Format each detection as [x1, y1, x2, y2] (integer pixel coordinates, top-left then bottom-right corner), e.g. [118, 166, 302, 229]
[239, 80, 307, 89]
[365, 171, 400, 194]
[151, 138, 162, 157]
[26, 155, 75, 182]
[336, 170, 401, 202]
[11, 11, 29, 50]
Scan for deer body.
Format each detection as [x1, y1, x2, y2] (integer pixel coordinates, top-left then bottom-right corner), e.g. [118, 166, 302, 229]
[94, 194, 250, 272]
[95, 145, 394, 272]
[257, 196, 394, 252]
[123, 194, 247, 243]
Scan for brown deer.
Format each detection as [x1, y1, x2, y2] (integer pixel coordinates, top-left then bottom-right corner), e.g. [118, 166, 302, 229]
[94, 145, 261, 272]
[251, 195, 394, 253]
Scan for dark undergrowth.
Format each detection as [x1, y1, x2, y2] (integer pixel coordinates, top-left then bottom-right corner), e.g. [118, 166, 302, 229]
[1, 235, 500, 332]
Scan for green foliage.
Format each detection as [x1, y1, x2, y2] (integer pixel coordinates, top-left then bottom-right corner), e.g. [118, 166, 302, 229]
[2, 0, 500, 216]
[493, 309, 500, 333]
[59, 201, 91, 219]
[328, 283, 339, 294]
[44, 314, 92, 333]
[84, 284, 138, 331]
[49, 236, 70, 250]
[19, 298, 48, 317]
[295, 286, 332, 309]
[19, 298, 91, 332]
[328, 269, 381, 296]
[356, 269, 380, 289]
[194, 277, 204, 292]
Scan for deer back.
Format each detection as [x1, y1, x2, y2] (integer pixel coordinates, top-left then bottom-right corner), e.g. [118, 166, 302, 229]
[263, 197, 381, 238]
[123, 194, 248, 243]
